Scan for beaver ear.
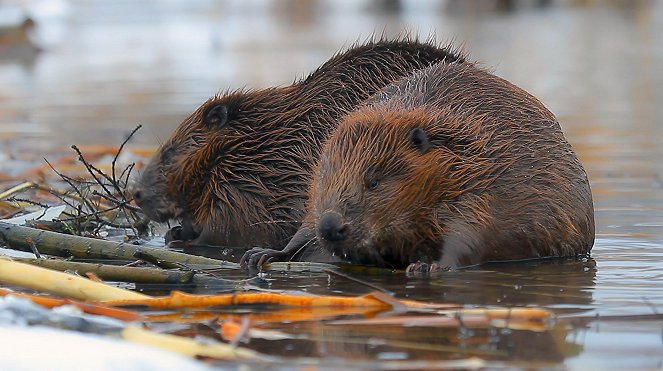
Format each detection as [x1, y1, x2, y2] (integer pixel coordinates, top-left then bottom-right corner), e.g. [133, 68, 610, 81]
[204, 104, 229, 127]
[408, 127, 430, 154]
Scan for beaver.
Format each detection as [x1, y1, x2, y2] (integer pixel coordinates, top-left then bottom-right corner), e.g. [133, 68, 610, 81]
[242, 61, 595, 269]
[132, 39, 465, 249]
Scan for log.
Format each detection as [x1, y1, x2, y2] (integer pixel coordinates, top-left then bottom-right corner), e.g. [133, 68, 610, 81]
[0, 222, 237, 269]
[11, 257, 247, 289]
[0, 258, 148, 301]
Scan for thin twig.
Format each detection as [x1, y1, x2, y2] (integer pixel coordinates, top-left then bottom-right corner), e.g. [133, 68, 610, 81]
[23, 126, 148, 238]
[7, 197, 53, 210]
[70, 145, 115, 197]
[44, 158, 97, 215]
[112, 125, 142, 189]
[0, 182, 36, 200]
[560, 313, 663, 326]
[26, 237, 42, 259]
[323, 268, 392, 294]
[91, 190, 141, 213]
[119, 162, 135, 186]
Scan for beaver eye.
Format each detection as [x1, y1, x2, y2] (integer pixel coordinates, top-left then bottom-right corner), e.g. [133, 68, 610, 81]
[367, 179, 380, 190]
[204, 104, 229, 128]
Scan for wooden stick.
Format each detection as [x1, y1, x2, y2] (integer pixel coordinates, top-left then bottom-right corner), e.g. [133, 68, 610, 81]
[0, 221, 236, 269]
[11, 257, 244, 288]
[0, 182, 35, 200]
[103, 291, 393, 309]
[0, 258, 148, 301]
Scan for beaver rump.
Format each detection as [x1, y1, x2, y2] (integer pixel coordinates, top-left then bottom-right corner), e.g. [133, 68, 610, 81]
[242, 61, 595, 270]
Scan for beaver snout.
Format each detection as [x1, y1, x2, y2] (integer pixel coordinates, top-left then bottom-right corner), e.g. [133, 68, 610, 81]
[131, 185, 154, 217]
[318, 211, 349, 242]
[130, 182, 174, 223]
[131, 186, 152, 212]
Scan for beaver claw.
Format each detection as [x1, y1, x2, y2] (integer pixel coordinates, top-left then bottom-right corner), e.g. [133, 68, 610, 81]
[241, 227, 314, 268]
[241, 248, 290, 268]
[405, 261, 450, 275]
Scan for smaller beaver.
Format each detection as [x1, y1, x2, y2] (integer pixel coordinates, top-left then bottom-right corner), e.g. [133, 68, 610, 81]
[243, 62, 595, 269]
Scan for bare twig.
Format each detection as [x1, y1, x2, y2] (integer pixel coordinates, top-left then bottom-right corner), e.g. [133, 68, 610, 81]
[112, 125, 142, 189]
[7, 197, 53, 210]
[30, 125, 148, 238]
[26, 237, 41, 259]
[44, 158, 97, 216]
[71, 144, 115, 197]
[323, 268, 392, 294]
[0, 182, 36, 200]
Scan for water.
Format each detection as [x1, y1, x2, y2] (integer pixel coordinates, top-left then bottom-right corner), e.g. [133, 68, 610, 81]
[1, 0, 662, 368]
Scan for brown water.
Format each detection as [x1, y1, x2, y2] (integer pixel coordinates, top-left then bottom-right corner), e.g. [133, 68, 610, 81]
[1, 1, 663, 369]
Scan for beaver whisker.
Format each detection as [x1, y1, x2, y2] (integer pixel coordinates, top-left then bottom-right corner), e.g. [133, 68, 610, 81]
[289, 236, 317, 262]
[249, 220, 302, 227]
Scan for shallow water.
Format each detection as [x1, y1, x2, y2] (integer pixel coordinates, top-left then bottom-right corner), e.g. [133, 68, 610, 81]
[1, 0, 663, 368]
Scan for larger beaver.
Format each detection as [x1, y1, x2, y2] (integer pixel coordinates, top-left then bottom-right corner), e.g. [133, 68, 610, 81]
[243, 62, 595, 269]
[132, 39, 464, 249]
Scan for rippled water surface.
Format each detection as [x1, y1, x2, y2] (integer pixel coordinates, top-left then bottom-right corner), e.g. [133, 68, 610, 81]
[1, 1, 662, 369]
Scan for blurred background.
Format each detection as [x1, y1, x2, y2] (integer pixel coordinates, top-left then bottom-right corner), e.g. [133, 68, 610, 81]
[1, 0, 662, 248]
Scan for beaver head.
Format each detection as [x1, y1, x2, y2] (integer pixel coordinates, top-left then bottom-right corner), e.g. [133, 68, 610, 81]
[309, 107, 487, 268]
[133, 88, 310, 246]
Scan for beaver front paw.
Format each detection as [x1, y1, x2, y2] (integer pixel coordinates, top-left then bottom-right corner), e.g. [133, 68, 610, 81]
[164, 219, 201, 244]
[241, 248, 290, 268]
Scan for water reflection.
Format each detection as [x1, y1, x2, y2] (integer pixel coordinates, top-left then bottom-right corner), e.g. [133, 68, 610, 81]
[246, 321, 574, 364]
[1, 0, 663, 368]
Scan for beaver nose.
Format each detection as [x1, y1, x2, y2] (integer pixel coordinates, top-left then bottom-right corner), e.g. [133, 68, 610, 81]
[318, 211, 349, 242]
[132, 188, 143, 204]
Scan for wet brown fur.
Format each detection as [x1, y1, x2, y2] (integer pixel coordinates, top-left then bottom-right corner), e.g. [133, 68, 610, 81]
[301, 62, 595, 268]
[133, 38, 465, 248]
